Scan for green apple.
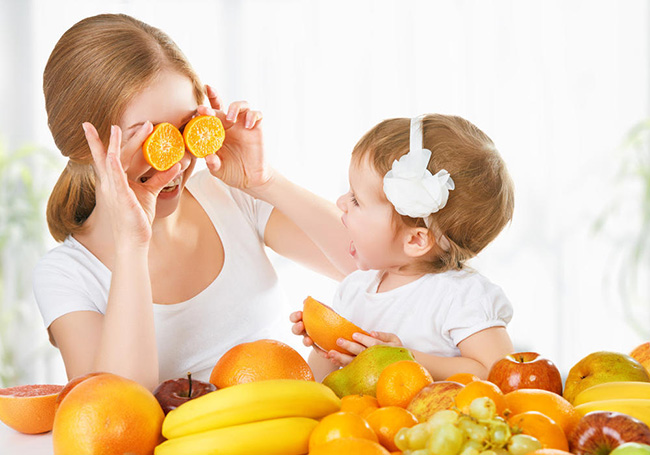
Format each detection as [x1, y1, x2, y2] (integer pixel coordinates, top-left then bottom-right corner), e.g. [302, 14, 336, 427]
[610, 442, 650, 455]
[564, 351, 650, 404]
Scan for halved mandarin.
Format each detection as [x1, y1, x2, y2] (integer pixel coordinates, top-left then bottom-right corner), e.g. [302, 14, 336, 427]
[183, 115, 225, 158]
[142, 122, 185, 171]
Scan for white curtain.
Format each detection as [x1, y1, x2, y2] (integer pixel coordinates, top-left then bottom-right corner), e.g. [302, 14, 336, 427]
[3, 0, 647, 383]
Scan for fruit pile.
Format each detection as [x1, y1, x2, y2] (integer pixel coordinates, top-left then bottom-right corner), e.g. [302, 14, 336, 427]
[2, 304, 650, 455]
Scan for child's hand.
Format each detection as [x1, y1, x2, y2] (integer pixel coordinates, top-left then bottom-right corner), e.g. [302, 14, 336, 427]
[289, 311, 328, 359]
[327, 331, 404, 367]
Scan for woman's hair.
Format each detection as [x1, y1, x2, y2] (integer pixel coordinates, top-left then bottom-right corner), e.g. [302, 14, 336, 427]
[352, 114, 515, 273]
[43, 13, 205, 242]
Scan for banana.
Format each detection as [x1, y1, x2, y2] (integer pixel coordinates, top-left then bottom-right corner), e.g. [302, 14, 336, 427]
[155, 416, 317, 455]
[574, 399, 650, 427]
[162, 379, 340, 439]
[573, 381, 650, 406]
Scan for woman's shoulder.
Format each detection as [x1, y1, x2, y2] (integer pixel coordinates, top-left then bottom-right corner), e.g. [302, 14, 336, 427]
[34, 237, 108, 284]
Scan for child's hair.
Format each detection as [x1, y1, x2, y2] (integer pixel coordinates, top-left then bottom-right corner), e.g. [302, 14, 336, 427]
[43, 14, 205, 242]
[351, 114, 514, 273]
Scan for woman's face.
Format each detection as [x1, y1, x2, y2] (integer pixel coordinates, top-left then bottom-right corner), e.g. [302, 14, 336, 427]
[118, 70, 199, 219]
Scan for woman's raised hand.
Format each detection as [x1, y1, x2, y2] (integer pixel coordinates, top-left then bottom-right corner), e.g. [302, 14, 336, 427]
[82, 122, 181, 248]
[201, 85, 273, 190]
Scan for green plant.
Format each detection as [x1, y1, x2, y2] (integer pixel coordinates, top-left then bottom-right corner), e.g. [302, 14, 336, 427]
[0, 139, 58, 386]
[595, 119, 650, 339]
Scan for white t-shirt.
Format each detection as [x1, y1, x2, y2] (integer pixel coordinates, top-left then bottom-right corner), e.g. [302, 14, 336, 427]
[33, 170, 286, 382]
[331, 269, 513, 357]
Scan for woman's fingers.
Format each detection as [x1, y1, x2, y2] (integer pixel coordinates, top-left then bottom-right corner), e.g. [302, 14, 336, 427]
[82, 122, 107, 176]
[225, 100, 250, 123]
[142, 163, 182, 195]
[244, 110, 263, 129]
[121, 121, 154, 176]
[206, 85, 224, 111]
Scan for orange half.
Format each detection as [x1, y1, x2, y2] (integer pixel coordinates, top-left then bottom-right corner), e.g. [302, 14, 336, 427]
[142, 122, 185, 171]
[302, 296, 370, 355]
[183, 115, 225, 158]
[0, 384, 64, 434]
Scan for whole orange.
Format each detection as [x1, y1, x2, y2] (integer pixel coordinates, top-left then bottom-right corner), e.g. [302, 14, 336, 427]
[309, 411, 378, 451]
[508, 411, 569, 451]
[454, 379, 507, 416]
[365, 406, 418, 451]
[341, 394, 380, 418]
[504, 389, 581, 438]
[302, 296, 370, 354]
[309, 437, 390, 455]
[209, 339, 314, 388]
[52, 373, 164, 455]
[0, 384, 63, 434]
[376, 360, 433, 408]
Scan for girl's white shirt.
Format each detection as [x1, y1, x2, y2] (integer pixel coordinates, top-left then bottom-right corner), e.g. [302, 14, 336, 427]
[331, 268, 513, 356]
[33, 170, 286, 382]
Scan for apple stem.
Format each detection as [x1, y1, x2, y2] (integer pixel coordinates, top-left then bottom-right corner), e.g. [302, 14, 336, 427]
[187, 372, 192, 398]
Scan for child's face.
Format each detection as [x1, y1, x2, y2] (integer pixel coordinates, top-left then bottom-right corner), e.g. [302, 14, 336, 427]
[118, 70, 199, 219]
[337, 159, 408, 271]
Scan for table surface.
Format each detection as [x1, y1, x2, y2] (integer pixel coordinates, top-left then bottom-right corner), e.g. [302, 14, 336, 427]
[0, 421, 53, 455]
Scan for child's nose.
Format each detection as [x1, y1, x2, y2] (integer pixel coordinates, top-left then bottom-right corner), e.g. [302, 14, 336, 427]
[336, 194, 347, 212]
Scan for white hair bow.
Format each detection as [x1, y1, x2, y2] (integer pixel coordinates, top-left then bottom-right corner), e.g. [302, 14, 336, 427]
[383, 116, 455, 221]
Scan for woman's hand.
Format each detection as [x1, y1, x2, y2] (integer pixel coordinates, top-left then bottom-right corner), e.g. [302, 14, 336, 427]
[82, 122, 181, 249]
[327, 331, 404, 367]
[200, 85, 273, 190]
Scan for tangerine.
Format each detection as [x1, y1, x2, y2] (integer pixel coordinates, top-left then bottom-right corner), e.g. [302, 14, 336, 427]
[376, 360, 433, 408]
[309, 437, 391, 455]
[52, 373, 164, 455]
[445, 372, 481, 385]
[209, 338, 314, 388]
[504, 389, 581, 438]
[142, 122, 185, 171]
[309, 411, 378, 451]
[0, 384, 63, 434]
[365, 406, 418, 451]
[509, 411, 569, 451]
[183, 115, 225, 158]
[454, 379, 507, 416]
[341, 394, 380, 418]
[302, 296, 370, 354]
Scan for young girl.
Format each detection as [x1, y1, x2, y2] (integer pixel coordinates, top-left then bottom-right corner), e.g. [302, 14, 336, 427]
[291, 114, 515, 381]
[34, 13, 355, 390]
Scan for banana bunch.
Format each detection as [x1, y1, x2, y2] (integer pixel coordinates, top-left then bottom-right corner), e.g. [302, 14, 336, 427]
[573, 381, 650, 427]
[155, 379, 341, 455]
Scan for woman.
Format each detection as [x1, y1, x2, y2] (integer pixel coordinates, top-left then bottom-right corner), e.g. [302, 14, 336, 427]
[34, 13, 354, 390]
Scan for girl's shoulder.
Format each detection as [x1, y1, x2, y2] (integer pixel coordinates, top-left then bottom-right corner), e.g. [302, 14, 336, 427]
[421, 269, 507, 302]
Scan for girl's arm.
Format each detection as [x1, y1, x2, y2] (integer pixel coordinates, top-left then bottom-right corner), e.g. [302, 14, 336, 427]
[412, 327, 513, 380]
[200, 89, 356, 279]
[48, 123, 181, 390]
[332, 327, 513, 381]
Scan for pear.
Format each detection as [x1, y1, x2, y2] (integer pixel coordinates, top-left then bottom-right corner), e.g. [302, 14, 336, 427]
[322, 345, 415, 398]
[564, 351, 650, 404]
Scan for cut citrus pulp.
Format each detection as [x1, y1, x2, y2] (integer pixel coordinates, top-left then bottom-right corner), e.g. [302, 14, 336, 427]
[142, 122, 185, 171]
[0, 383, 64, 434]
[183, 115, 225, 158]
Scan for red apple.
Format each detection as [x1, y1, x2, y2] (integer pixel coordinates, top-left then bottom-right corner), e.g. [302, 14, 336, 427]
[487, 351, 563, 395]
[153, 372, 216, 415]
[406, 381, 464, 422]
[569, 411, 650, 455]
[631, 343, 650, 376]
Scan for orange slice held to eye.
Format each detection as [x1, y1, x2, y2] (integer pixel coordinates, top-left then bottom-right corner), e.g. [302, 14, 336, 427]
[142, 122, 186, 171]
[183, 115, 226, 158]
[302, 296, 371, 355]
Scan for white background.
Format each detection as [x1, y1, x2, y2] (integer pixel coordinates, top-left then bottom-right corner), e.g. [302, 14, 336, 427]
[1, 0, 649, 385]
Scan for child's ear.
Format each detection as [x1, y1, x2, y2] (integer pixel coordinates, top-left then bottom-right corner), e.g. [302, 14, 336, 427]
[403, 227, 435, 258]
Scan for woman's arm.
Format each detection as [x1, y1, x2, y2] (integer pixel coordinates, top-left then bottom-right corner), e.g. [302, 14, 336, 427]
[200, 89, 356, 278]
[55, 123, 181, 390]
